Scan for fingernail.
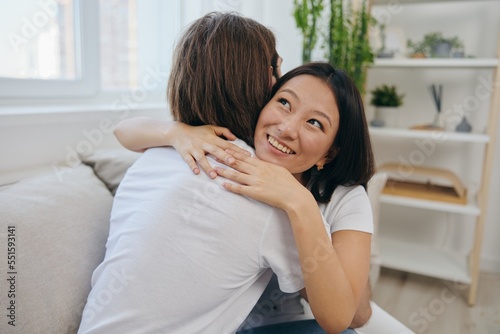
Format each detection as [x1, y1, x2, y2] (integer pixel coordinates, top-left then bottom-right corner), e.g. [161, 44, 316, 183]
[210, 171, 217, 179]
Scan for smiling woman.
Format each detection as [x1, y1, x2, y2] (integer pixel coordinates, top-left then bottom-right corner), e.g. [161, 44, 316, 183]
[253, 74, 339, 177]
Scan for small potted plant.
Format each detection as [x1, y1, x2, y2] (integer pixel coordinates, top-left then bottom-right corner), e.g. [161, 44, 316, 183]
[377, 23, 394, 58]
[370, 84, 405, 127]
[407, 32, 465, 58]
[407, 39, 427, 58]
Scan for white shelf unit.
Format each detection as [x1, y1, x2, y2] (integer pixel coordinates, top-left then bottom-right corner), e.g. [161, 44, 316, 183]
[372, 58, 499, 68]
[379, 194, 480, 216]
[369, 126, 489, 144]
[379, 238, 471, 284]
[367, 0, 500, 305]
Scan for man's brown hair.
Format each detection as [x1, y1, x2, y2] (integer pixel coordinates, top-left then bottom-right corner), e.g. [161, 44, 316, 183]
[167, 12, 278, 146]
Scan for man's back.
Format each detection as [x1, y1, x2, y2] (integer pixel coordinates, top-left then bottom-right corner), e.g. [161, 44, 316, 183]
[78, 142, 304, 334]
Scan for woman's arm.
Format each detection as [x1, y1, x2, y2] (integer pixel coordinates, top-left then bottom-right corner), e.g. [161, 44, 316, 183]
[214, 151, 371, 333]
[114, 117, 250, 177]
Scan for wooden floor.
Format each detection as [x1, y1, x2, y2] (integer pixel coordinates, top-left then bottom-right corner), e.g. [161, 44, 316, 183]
[371, 268, 500, 334]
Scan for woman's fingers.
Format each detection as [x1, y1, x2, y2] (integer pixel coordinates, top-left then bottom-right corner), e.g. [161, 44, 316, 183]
[211, 126, 237, 141]
[224, 149, 260, 168]
[214, 167, 253, 197]
[189, 149, 217, 179]
[180, 152, 201, 175]
[221, 180, 245, 195]
[214, 166, 245, 183]
[209, 126, 252, 156]
[178, 128, 250, 178]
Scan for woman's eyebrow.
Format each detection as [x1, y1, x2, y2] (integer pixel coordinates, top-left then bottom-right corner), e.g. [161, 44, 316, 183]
[281, 88, 300, 101]
[281, 88, 333, 126]
[312, 110, 332, 126]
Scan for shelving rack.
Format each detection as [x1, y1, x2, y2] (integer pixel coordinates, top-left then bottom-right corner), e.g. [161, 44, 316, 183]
[367, 0, 500, 305]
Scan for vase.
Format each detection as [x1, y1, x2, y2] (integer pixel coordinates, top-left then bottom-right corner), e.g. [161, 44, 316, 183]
[431, 42, 452, 58]
[430, 112, 444, 129]
[371, 107, 399, 128]
[456, 116, 472, 133]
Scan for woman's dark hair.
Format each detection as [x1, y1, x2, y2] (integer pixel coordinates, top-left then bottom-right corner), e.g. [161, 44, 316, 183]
[271, 62, 375, 203]
[168, 12, 278, 146]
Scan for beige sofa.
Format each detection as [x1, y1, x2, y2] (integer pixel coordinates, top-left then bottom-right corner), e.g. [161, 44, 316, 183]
[0, 148, 412, 333]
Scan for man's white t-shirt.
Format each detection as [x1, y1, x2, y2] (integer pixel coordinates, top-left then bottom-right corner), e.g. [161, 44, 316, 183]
[79, 140, 347, 334]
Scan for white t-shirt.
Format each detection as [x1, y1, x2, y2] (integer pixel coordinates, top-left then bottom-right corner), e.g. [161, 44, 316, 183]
[78, 140, 336, 334]
[238, 184, 374, 330]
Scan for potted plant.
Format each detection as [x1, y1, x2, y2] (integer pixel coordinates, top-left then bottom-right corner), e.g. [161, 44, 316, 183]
[407, 32, 464, 58]
[406, 39, 427, 58]
[293, 0, 374, 93]
[377, 23, 394, 59]
[326, 0, 374, 94]
[369, 84, 404, 127]
[293, 0, 324, 63]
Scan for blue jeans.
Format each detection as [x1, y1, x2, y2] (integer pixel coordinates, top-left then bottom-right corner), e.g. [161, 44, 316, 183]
[236, 319, 357, 334]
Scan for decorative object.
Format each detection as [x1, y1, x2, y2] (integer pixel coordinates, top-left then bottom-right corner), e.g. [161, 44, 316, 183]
[369, 84, 404, 127]
[456, 116, 472, 133]
[293, 0, 324, 63]
[379, 163, 467, 205]
[428, 83, 444, 128]
[406, 38, 427, 58]
[376, 24, 394, 58]
[292, 0, 374, 93]
[407, 32, 464, 58]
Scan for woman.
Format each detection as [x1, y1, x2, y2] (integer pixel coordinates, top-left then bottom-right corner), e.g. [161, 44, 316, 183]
[215, 64, 373, 333]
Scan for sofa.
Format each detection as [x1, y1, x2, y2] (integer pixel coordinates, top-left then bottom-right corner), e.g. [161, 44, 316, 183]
[0, 148, 412, 334]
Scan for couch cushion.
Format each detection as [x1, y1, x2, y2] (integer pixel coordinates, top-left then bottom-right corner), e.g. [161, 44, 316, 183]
[80, 149, 141, 195]
[0, 163, 114, 334]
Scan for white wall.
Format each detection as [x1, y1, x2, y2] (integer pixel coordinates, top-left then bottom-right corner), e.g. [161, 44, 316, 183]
[0, 105, 167, 184]
[0, 0, 498, 273]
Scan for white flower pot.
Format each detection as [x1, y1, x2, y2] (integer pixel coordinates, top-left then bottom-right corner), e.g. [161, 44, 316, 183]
[371, 107, 399, 128]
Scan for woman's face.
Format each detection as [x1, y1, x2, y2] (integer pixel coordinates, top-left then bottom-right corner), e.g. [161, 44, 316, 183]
[254, 74, 340, 177]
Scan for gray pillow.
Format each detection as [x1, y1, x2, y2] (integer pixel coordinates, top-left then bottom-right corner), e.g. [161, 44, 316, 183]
[80, 149, 141, 195]
[0, 163, 114, 334]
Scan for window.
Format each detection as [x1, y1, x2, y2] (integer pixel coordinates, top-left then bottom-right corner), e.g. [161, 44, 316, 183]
[0, 0, 78, 81]
[0, 0, 180, 100]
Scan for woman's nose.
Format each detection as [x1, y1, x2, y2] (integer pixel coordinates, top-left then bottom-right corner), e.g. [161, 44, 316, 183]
[277, 117, 299, 140]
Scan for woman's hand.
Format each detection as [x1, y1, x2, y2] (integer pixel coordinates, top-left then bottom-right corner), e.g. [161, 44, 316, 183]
[214, 150, 311, 212]
[169, 123, 251, 178]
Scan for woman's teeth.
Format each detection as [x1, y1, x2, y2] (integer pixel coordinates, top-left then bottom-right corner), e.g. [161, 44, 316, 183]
[267, 136, 295, 154]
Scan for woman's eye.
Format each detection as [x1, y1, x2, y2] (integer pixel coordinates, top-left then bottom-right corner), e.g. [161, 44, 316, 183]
[308, 119, 323, 129]
[278, 98, 290, 109]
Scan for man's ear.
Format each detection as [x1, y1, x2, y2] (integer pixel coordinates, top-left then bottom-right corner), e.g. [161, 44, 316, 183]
[269, 66, 277, 89]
